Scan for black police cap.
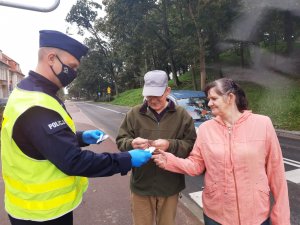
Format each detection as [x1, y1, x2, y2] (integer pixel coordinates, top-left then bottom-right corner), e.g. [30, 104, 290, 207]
[39, 30, 88, 61]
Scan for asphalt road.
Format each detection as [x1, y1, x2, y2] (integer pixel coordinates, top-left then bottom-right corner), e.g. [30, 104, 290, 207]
[75, 101, 300, 225]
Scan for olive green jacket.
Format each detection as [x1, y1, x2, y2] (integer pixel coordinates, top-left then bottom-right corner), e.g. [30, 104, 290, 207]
[116, 101, 197, 196]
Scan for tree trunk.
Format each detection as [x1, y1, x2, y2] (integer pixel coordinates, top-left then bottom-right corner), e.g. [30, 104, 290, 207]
[109, 67, 119, 97]
[284, 11, 293, 54]
[199, 41, 206, 91]
[169, 53, 180, 86]
[191, 59, 197, 90]
[240, 42, 245, 68]
[188, 0, 207, 91]
[274, 33, 277, 65]
[162, 0, 180, 87]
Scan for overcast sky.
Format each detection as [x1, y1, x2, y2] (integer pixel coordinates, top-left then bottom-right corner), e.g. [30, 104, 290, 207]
[0, 0, 84, 75]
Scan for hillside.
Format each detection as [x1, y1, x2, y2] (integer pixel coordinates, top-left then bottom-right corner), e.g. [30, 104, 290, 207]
[111, 70, 300, 131]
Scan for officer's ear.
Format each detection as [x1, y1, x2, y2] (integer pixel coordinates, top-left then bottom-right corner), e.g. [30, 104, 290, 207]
[47, 51, 57, 66]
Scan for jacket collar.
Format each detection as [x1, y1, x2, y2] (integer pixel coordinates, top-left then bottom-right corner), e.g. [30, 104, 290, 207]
[213, 110, 252, 127]
[140, 99, 176, 114]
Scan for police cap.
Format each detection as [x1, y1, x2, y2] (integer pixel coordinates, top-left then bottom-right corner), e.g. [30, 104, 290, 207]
[39, 30, 88, 61]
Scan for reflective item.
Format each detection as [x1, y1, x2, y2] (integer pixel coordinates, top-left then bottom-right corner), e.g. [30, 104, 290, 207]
[96, 134, 109, 144]
[145, 146, 155, 154]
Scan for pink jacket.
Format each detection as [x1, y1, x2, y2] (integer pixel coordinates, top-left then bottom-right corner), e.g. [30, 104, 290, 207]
[164, 111, 290, 225]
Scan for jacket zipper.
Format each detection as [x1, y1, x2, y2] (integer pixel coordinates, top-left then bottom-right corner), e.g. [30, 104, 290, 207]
[228, 127, 241, 225]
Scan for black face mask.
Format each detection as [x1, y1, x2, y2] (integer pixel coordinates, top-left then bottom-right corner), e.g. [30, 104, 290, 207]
[50, 56, 77, 87]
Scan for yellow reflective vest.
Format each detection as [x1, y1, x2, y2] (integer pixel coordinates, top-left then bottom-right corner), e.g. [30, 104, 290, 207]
[1, 88, 88, 221]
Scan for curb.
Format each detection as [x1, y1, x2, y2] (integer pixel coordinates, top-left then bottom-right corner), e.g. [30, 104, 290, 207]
[276, 129, 300, 140]
[179, 193, 205, 225]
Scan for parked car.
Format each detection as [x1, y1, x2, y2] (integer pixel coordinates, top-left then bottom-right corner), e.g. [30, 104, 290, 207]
[168, 90, 213, 130]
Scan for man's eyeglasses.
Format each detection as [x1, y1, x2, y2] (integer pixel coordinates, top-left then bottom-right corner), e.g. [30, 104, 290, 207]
[145, 95, 164, 101]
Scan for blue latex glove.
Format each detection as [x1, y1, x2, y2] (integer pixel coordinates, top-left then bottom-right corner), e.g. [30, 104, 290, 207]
[128, 149, 152, 167]
[82, 130, 105, 144]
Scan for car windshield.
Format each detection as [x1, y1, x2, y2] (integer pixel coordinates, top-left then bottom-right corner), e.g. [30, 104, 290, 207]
[177, 97, 213, 122]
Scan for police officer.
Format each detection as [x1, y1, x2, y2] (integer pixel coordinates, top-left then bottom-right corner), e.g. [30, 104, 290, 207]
[0, 30, 152, 225]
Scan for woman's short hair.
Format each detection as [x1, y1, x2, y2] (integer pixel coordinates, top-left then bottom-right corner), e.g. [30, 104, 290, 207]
[205, 78, 248, 112]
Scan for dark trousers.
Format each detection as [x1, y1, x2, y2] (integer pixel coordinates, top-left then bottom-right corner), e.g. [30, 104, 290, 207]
[8, 212, 73, 225]
[204, 213, 270, 225]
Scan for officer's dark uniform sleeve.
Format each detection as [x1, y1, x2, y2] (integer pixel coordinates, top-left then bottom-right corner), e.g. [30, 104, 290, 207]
[13, 107, 132, 177]
[76, 131, 89, 147]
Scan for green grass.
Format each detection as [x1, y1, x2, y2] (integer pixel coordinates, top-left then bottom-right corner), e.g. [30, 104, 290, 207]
[169, 71, 195, 89]
[110, 74, 300, 131]
[220, 50, 244, 66]
[111, 88, 144, 107]
[238, 82, 300, 130]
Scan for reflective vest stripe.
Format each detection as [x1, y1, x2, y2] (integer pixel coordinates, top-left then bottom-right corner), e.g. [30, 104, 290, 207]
[6, 189, 77, 211]
[3, 174, 76, 194]
[5, 177, 88, 211]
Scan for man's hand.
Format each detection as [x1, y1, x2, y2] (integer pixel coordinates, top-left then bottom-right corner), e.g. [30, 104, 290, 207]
[131, 137, 150, 149]
[128, 149, 152, 167]
[150, 139, 170, 152]
[82, 130, 105, 144]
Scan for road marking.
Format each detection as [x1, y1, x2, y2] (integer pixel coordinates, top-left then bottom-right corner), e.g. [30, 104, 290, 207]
[189, 191, 203, 208]
[283, 158, 300, 168]
[285, 169, 300, 184]
[85, 103, 126, 115]
[189, 167, 300, 209]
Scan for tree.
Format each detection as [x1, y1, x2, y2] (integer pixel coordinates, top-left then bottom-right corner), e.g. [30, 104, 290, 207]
[66, 0, 121, 96]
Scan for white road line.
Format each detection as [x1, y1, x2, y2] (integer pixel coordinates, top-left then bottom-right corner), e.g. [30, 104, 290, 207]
[189, 167, 300, 209]
[283, 158, 300, 168]
[285, 169, 300, 184]
[284, 158, 300, 164]
[85, 103, 126, 115]
[189, 191, 203, 209]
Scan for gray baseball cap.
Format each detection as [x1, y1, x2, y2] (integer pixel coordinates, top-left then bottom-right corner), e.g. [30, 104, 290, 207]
[142, 70, 168, 97]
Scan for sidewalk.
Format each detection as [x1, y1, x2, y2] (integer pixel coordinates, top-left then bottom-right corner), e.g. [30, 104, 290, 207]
[67, 102, 204, 225]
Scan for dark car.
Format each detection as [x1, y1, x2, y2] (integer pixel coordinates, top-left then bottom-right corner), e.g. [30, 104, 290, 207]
[168, 90, 213, 130]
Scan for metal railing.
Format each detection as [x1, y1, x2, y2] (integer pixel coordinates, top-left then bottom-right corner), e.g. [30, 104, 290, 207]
[0, 0, 60, 12]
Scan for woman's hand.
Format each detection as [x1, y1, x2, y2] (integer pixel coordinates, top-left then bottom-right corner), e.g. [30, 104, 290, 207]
[152, 150, 168, 169]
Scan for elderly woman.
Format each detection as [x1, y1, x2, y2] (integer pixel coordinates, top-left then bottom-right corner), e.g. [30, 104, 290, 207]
[153, 78, 290, 225]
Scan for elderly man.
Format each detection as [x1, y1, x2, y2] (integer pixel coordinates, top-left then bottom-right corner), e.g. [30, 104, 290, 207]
[116, 70, 197, 225]
[1, 30, 151, 225]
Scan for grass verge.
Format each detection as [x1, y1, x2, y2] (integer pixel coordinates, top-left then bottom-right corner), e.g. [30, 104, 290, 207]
[110, 73, 300, 131]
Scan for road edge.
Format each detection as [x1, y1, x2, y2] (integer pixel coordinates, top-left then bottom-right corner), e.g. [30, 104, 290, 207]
[179, 193, 204, 224]
[276, 129, 300, 140]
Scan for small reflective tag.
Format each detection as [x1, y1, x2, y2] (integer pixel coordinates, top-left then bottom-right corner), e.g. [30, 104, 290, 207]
[145, 146, 155, 153]
[96, 134, 109, 144]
